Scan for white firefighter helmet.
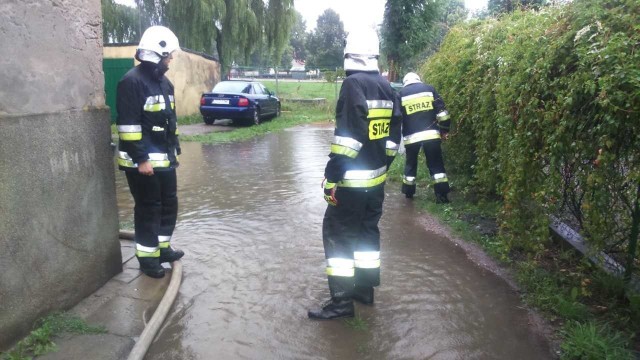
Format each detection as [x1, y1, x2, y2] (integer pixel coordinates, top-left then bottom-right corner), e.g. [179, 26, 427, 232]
[136, 26, 180, 63]
[403, 72, 422, 87]
[344, 28, 380, 57]
[343, 28, 380, 72]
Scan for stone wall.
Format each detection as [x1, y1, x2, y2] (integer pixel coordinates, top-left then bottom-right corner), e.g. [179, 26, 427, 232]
[104, 44, 220, 117]
[0, 0, 120, 349]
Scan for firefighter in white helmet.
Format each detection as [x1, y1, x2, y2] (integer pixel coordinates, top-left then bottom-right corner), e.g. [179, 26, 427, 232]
[398, 72, 451, 202]
[116, 26, 184, 278]
[308, 28, 402, 320]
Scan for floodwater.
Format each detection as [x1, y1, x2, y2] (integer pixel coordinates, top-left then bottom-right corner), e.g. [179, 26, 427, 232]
[115, 123, 551, 359]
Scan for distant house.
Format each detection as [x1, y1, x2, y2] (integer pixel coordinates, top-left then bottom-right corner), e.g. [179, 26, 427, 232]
[290, 59, 306, 80]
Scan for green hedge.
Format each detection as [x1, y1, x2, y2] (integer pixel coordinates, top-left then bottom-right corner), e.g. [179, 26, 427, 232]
[420, 0, 640, 265]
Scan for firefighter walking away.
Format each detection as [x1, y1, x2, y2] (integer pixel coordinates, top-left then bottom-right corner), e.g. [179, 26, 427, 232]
[308, 28, 402, 320]
[399, 72, 451, 203]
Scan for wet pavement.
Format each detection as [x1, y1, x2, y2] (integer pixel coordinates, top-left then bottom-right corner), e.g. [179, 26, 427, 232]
[116, 122, 552, 359]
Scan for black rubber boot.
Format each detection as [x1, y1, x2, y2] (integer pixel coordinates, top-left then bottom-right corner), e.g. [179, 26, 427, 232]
[137, 257, 165, 278]
[352, 286, 374, 305]
[435, 193, 449, 204]
[308, 298, 354, 320]
[159, 247, 184, 263]
[402, 184, 415, 199]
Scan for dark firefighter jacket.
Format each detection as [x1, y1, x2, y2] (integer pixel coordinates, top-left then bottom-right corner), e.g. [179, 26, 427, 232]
[324, 71, 402, 189]
[116, 62, 180, 172]
[398, 82, 450, 145]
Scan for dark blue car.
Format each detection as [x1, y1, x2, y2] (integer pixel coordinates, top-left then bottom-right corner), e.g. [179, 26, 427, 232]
[200, 80, 281, 126]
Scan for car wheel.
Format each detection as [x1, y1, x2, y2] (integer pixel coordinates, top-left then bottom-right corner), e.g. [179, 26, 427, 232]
[203, 116, 215, 125]
[252, 107, 261, 125]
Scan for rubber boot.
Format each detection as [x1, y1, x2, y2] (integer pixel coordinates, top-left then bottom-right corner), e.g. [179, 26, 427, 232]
[308, 298, 354, 320]
[435, 192, 449, 204]
[137, 257, 165, 278]
[352, 286, 374, 305]
[402, 183, 415, 199]
[160, 247, 184, 263]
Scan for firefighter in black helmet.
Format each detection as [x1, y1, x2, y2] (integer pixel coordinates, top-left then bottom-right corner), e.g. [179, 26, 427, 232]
[308, 28, 402, 320]
[116, 26, 185, 278]
[398, 72, 451, 203]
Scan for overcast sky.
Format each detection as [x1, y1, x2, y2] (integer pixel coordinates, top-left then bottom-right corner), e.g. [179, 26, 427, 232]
[114, 0, 488, 33]
[297, 0, 487, 32]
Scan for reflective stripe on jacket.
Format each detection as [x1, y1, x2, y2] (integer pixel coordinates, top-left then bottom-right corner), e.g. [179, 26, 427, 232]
[116, 62, 180, 171]
[325, 71, 402, 189]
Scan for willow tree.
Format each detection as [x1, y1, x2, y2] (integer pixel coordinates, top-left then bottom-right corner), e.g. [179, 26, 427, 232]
[102, 0, 140, 43]
[102, 0, 294, 76]
[381, 0, 444, 81]
[164, 0, 225, 54]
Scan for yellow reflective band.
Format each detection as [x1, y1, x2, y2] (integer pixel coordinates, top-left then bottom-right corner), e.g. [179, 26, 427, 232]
[437, 111, 450, 121]
[403, 176, 416, 185]
[386, 149, 398, 156]
[136, 249, 160, 258]
[326, 267, 355, 277]
[119, 132, 142, 141]
[367, 108, 392, 119]
[158, 242, 170, 249]
[325, 181, 336, 190]
[331, 144, 359, 158]
[339, 173, 386, 188]
[403, 130, 441, 145]
[117, 158, 136, 168]
[433, 173, 448, 184]
[355, 259, 381, 269]
[369, 119, 390, 140]
[175, 128, 180, 135]
[150, 160, 170, 168]
[136, 243, 160, 257]
[171, 102, 175, 109]
[403, 96, 434, 115]
[144, 103, 165, 112]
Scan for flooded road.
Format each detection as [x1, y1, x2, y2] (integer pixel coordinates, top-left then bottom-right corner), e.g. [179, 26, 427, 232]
[115, 123, 551, 359]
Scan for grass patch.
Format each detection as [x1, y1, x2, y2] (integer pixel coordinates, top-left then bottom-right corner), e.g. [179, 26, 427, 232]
[2, 313, 106, 360]
[119, 219, 134, 231]
[181, 103, 334, 144]
[561, 321, 634, 360]
[261, 80, 341, 101]
[344, 315, 369, 332]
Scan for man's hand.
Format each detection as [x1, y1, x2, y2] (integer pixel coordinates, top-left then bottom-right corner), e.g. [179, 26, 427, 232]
[322, 179, 338, 206]
[138, 161, 154, 176]
[442, 132, 449, 141]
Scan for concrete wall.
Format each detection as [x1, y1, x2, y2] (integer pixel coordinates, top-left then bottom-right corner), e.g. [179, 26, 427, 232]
[0, 0, 120, 349]
[104, 45, 220, 117]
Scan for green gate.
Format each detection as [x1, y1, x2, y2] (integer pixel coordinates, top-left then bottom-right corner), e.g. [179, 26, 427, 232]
[103, 58, 134, 122]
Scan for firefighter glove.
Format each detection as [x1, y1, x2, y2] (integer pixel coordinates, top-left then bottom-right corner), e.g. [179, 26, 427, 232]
[323, 180, 338, 206]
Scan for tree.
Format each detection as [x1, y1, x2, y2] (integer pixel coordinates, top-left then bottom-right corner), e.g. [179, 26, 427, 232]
[289, 11, 308, 61]
[102, 0, 140, 43]
[381, 0, 444, 81]
[417, 0, 467, 60]
[488, 0, 547, 14]
[102, 0, 295, 77]
[306, 9, 346, 70]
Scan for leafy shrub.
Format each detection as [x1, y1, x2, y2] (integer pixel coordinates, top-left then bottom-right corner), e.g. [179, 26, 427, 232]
[420, 0, 640, 265]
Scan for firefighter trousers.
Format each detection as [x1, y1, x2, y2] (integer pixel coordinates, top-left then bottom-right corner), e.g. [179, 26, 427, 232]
[322, 186, 384, 299]
[125, 170, 178, 257]
[403, 139, 450, 197]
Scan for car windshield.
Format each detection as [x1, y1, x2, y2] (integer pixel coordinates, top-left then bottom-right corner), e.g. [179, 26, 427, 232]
[212, 81, 249, 93]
